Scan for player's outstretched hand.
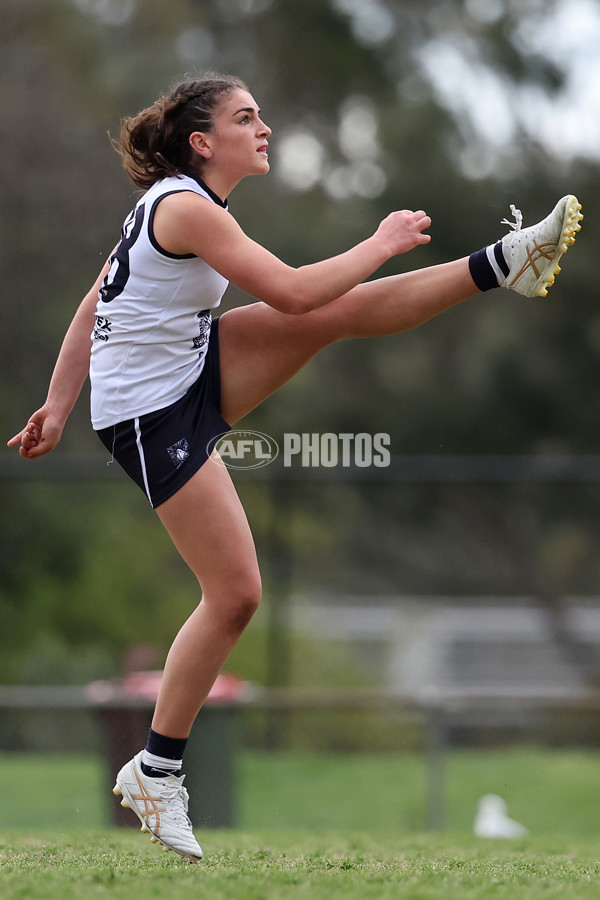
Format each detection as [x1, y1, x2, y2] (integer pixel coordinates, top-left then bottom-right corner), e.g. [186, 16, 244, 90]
[375, 209, 432, 257]
[7, 406, 63, 460]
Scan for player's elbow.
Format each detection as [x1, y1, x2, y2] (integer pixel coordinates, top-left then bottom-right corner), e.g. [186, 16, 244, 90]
[285, 294, 320, 315]
[266, 287, 318, 315]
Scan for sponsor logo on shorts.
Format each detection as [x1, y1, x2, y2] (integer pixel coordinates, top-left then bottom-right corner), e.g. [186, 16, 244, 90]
[167, 438, 190, 468]
[208, 431, 279, 469]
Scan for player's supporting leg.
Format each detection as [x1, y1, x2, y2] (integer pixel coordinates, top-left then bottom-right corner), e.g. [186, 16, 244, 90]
[151, 459, 261, 738]
[114, 458, 261, 859]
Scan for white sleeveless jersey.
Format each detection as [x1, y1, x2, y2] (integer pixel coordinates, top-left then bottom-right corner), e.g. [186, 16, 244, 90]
[89, 173, 229, 429]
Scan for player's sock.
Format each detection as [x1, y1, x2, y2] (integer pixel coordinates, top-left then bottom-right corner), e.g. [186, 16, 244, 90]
[468, 242, 509, 292]
[140, 728, 188, 778]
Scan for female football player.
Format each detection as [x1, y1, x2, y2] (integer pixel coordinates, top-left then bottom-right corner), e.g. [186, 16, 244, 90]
[8, 73, 582, 859]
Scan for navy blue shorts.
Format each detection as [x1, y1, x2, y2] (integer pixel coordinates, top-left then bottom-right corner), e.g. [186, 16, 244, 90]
[96, 317, 230, 508]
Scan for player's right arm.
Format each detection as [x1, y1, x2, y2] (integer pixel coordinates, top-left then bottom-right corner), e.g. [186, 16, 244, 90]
[7, 258, 112, 460]
[154, 192, 432, 315]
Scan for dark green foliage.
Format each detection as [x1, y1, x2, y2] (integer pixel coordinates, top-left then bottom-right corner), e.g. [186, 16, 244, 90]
[1, 0, 599, 684]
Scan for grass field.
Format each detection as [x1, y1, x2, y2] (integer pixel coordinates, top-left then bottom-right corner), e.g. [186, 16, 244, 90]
[3, 747, 600, 834]
[2, 748, 600, 898]
[2, 830, 600, 899]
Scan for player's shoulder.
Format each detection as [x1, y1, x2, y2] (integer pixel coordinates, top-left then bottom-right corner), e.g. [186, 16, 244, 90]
[150, 175, 235, 255]
[149, 174, 228, 221]
[157, 189, 230, 230]
[152, 172, 227, 207]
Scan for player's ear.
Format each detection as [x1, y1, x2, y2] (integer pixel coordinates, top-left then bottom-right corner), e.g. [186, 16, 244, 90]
[189, 132, 212, 160]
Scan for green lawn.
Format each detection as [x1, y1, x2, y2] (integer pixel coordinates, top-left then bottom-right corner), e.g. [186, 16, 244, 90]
[2, 748, 600, 898]
[1, 830, 600, 899]
[240, 747, 600, 835]
[2, 747, 600, 835]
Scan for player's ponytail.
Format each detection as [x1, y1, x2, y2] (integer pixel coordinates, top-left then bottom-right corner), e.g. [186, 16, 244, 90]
[115, 74, 248, 190]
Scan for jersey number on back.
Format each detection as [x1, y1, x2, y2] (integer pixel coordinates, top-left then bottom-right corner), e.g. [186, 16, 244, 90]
[99, 204, 145, 303]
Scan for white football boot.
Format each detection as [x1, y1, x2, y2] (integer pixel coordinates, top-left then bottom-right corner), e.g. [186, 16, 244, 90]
[498, 194, 583, 297]
[113, 751, 203, 860]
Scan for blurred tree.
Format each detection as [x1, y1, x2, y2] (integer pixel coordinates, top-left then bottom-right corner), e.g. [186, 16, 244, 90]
[1, 0, 599, 684]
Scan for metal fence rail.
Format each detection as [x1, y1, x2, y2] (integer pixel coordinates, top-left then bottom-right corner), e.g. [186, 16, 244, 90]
[3, 453, 600, 481]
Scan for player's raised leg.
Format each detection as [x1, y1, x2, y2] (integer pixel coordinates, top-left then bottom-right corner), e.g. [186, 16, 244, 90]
[219, 195, 583, 425]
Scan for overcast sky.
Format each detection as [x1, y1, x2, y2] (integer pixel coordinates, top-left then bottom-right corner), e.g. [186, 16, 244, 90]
[421, 0, 600, 171]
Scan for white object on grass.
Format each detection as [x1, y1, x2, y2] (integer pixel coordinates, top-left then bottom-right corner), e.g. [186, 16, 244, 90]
[474, 794, 529, 838]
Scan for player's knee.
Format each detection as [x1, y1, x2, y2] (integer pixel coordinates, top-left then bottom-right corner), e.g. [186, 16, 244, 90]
[225, 572, 262, 633]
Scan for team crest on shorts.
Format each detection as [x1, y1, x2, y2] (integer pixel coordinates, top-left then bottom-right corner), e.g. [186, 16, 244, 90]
[167, 438, 190, 468]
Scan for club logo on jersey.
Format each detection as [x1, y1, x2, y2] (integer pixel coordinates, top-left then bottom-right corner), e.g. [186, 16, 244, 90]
[207, 431, 279, 469]
[192, 311, 211, 350]
[167, 438, 190, 468]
